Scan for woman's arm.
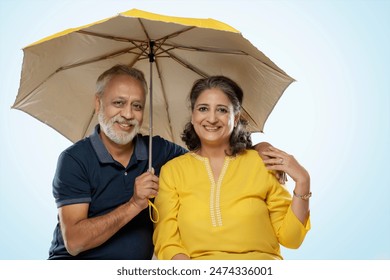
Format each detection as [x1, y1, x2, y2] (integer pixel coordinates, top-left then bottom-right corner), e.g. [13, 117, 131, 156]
[261, 146, 310, 224]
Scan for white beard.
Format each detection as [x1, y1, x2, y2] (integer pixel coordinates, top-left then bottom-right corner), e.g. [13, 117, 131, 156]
[98, 105, 140, 145]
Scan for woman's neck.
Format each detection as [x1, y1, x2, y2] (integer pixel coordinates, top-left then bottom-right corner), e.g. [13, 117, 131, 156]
[197, 143, 230, 159]
[197, 143, 231, 183]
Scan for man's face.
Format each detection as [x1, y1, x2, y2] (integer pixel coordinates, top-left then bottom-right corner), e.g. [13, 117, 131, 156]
[95, 74, 146, 145]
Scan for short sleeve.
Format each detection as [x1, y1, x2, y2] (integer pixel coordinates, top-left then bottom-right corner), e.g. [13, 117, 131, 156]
[52, 151, 92, 208]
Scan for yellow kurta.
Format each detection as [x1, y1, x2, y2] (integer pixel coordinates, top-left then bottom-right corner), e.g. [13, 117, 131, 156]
[153, 150, 310, 260]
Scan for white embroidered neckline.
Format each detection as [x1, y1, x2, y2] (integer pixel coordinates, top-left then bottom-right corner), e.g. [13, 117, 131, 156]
[190, 153, 232, 227]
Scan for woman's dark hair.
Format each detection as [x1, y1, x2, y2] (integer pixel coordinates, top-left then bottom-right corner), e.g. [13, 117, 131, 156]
[181, 75, 252, 156]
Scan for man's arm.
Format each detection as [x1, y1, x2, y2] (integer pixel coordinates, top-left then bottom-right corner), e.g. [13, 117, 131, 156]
[253, 142, 287, 184]
[59, 170, 158, 256]
[59, 200, 142, 256]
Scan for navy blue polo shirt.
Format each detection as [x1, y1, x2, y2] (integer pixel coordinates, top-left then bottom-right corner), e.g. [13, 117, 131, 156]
[48, 125, 187, 259]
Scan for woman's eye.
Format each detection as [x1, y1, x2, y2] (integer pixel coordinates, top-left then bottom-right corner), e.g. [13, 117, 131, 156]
[217, 107, 228, 113]
[198, 106, 208, 112]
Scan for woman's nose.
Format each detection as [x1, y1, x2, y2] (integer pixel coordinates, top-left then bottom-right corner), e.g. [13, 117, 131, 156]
[206, 111, 218, 123]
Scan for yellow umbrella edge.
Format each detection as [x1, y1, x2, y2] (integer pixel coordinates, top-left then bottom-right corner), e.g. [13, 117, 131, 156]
[23, 17, 112, 48]
[23, 8, 240, 48]
[122, 8, 239, 32]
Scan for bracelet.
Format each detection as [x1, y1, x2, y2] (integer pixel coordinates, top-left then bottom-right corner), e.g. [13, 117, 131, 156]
[293, 190, 312, 200]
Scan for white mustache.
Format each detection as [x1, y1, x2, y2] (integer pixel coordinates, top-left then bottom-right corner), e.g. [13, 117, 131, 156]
[112, 116, 139, 126]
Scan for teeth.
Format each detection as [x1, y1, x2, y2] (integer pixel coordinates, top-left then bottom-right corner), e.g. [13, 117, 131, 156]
[204, 126, 219, 131]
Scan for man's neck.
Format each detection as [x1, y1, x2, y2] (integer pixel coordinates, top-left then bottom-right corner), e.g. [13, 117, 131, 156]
[100, 132, 135, 167]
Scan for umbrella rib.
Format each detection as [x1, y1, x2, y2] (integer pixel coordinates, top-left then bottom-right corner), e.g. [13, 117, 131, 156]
[77, 25, 197, 46]
[14, 48, 146, 109]
[241, 108, 260, 130]
[164, 51, 209, 78]
[77, 28, 253, 66]
[137, 18, 152, 43]
[161, 42, 249, 56]
[156, 26, 197, 42]
[83, 109, 97, 140]
[157, 44, 289, 78]
[76, 30, 153, 59]
[57, 49, 142, 71]
[12, 70, 59, 108]
[136, 18, 197, 44]
[77, 30, 144, 44]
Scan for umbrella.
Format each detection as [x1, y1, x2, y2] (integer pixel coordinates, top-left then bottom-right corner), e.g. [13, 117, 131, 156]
[13, 8, 294, 157]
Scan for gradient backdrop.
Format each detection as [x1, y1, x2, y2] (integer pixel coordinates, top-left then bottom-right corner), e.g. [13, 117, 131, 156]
[0, 0, 389, 260]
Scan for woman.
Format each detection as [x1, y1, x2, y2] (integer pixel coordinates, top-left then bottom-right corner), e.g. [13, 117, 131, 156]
[153, 76, 311, 260]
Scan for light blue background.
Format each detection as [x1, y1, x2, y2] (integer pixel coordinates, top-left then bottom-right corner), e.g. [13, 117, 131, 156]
[0, 0, 389, 260]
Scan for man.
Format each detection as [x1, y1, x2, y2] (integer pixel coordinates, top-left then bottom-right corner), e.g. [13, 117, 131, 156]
[48, 64, 281, 259]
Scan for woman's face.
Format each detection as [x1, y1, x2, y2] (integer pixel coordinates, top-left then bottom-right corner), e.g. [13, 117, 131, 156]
[191, 88, 238, 148]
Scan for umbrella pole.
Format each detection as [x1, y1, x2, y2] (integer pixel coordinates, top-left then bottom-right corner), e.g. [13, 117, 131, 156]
[147, 41, 159, 223]
[148, 41, 155, 172]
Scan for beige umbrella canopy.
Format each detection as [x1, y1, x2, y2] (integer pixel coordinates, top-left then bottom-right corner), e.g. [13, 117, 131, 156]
[13, 8, 294, 148]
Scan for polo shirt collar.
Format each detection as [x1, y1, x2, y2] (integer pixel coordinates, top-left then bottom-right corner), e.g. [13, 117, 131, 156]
[89, 125, 148, 164]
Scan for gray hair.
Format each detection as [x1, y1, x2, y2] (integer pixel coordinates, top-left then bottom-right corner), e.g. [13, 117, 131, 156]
[96, 64, 148, 98]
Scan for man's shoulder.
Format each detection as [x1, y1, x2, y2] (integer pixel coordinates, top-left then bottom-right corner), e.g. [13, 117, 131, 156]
[61, 137, 93, 158]
[135, 134, 163, 143]
[138, 134, 187, 152]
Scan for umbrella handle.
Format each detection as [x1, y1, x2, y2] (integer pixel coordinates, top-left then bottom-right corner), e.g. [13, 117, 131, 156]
[148, 199, 159, 223]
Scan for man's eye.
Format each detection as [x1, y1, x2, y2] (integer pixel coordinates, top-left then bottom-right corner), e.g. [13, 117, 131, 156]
[133, 104, 143, 111]
[113, 101, 124, 106]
